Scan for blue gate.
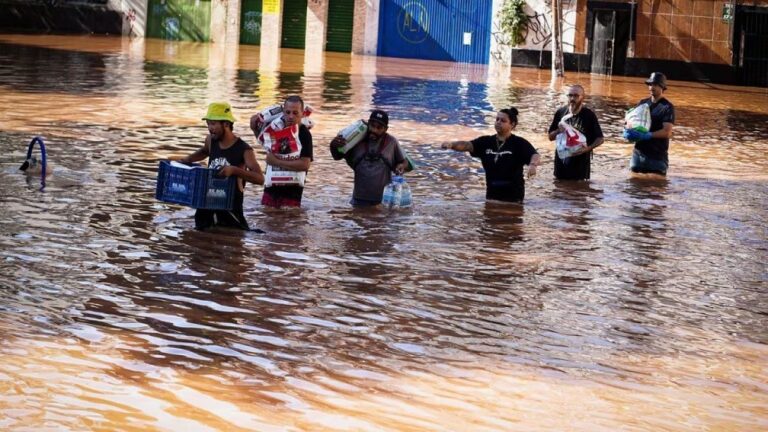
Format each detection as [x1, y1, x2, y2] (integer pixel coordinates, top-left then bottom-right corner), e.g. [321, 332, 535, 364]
[377, 0, 492, 64]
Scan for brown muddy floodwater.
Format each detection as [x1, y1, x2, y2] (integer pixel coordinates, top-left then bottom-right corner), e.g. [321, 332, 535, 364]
[0, 35, 766, 431]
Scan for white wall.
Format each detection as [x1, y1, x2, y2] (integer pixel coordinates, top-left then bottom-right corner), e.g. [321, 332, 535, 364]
[518, 0, 577, 52]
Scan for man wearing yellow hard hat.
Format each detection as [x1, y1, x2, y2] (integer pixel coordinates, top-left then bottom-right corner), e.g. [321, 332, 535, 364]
[176, 102, 264, 230]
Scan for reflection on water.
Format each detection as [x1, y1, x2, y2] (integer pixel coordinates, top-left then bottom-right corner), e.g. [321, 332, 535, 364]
[0, 35, 767, 431]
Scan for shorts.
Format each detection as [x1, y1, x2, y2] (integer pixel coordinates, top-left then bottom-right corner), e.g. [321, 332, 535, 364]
[630, 149, 668, 175]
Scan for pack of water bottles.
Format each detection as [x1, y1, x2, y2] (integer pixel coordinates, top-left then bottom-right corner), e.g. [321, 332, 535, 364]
[336, 119, 368, 154]
[381, 175, 412, 209]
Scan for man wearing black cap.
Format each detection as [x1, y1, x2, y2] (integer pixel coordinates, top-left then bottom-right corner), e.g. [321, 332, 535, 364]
[330, 109, 410, 206]
[624, 72, 675, 175]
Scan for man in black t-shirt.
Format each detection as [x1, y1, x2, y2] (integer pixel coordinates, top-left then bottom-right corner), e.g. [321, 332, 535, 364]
[547, 84, 604, 180]
[624, 72, 676, 175]
[176, 102, 265, 231]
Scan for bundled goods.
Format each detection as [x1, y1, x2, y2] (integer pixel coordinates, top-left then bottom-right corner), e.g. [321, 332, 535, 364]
[258, 114, 307, 187]
[624, 104, 651, 133]
[264, 165, 306, 187]
[259, 118, 302, 158]
[336, 119, 368, 154]
[255, 104, 315, 135]
[555, 121, 588, 159]
[381, 175, 412, 209]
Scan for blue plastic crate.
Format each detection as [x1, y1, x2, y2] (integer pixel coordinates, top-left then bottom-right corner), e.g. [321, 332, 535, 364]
[155, 160, 236, 210]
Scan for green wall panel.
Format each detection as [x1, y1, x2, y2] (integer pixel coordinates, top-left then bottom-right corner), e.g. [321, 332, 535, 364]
[147, 0, 211, 42]
[240, 0, 262, 45]
[326, 0, 353, 52]
[281, 0, 307, 49]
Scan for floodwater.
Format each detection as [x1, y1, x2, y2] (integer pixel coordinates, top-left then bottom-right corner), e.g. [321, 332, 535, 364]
[0, 34, 766, 431]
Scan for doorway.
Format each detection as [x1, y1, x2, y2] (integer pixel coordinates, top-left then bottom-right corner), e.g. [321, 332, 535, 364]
[734, 6, 768, 87]
[589, 5, 631, 75]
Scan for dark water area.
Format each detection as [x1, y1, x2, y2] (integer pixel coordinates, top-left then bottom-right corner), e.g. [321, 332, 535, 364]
[0, 35, 766, 431]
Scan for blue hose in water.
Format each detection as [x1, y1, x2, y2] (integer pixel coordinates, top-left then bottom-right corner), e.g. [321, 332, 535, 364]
[25, 136, 47, 190]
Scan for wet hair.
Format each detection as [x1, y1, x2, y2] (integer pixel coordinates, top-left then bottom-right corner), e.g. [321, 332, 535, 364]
[284, 95, 304, 109]
[568, 84, 585, 94]
[499, 107, 519, 126]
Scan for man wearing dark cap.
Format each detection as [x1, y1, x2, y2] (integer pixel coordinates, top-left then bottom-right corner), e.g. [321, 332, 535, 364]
[624, 72, 675, 175]
[330, 109, 410, 206]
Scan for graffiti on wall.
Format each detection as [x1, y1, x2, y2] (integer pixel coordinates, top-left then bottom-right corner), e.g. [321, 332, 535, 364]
[491, 0, 577, 61]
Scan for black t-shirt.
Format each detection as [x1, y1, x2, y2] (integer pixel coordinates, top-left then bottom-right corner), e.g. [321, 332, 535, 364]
[470, 134, 538, 202]
[264, 124, 313, 201]
[208, 136, 252, 203]
[195, 136, 252, 230]
[548, 106, 604, 180]
[635, 97, 675, 162]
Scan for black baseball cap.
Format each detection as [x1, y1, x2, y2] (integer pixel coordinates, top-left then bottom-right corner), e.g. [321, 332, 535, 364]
[369, 109, 389, 127]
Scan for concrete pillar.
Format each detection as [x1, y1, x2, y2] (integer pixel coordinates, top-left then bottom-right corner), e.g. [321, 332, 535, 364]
[304, 0, 328, 77]
[211, 0, 227, 42]
[305, 0, 328, 52]
[211, 0, 242, 44]
[254, 0, 284, 106]
[352, 0, 379, 55]
[226, 0, 242, 45]
[260, 0, 284, 72]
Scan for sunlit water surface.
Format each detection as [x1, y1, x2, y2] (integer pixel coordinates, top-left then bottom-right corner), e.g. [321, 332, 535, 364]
[0, 35, 766, 431]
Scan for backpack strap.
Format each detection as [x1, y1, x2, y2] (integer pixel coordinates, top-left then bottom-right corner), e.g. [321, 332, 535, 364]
[352, 135, 395, 171]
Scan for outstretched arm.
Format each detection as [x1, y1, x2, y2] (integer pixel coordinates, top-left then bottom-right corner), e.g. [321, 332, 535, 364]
[440, 140, 474, 153]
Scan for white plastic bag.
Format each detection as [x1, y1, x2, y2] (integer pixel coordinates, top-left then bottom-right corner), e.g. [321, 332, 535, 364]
[555, 122, 588, 159]
[625, 104, 651, 132]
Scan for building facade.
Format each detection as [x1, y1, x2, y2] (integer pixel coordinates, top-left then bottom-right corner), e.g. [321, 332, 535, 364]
[509, 0, 768, 86]
[0, 0, 765, 86]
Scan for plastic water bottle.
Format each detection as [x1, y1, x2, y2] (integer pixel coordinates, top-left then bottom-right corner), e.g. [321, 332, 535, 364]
[382, 180, 395, 208]
[398, 177, 412, 208]
[392, 178, 402, 209]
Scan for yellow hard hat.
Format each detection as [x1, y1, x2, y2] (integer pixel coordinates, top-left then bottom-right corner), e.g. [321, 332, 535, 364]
[202, 102, 237, 123]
